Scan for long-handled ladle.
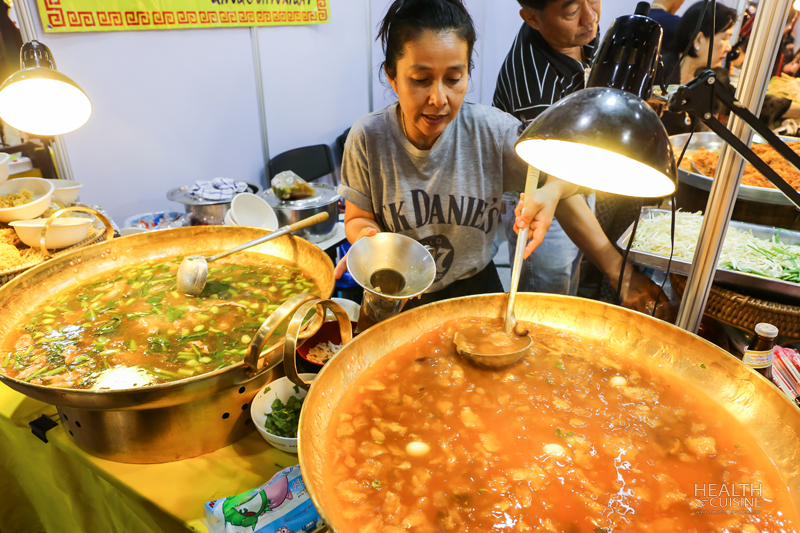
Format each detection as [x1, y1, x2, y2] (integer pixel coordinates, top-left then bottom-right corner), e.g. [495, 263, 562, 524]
[454, 167, 538, 369]
[176, 212, 329, 296]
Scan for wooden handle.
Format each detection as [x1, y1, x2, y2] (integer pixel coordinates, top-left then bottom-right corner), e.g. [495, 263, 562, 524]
[288, 211, 329, 233]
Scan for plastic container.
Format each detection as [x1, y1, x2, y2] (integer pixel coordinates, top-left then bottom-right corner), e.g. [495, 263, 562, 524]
[122, 211, 184, 230]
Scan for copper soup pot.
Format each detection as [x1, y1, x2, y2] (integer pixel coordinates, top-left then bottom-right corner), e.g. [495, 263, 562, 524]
[0, 225, 333, 463]
[296, 293, 800, 530]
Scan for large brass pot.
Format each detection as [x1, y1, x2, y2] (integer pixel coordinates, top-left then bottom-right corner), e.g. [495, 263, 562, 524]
[298, 293, 800, 530]
[0, 226, 334, 463]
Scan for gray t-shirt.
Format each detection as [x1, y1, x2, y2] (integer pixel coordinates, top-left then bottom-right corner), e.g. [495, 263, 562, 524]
[339, 102, 527, 292]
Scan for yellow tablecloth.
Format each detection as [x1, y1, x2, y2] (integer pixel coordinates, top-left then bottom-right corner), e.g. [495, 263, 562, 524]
[0, 386, 295, 533]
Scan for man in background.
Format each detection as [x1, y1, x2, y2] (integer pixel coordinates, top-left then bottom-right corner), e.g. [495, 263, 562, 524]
[648, 0, 685, 55]
[493, 0, 601, 296]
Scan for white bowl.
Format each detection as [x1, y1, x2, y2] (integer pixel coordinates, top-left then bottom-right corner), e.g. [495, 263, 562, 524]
[329, 297, 360, 322]
[0, 178, 55, 223]
[10, 217, 92, 249]
[231, 193, 278, 229]
[224, 209, 237, 226]
[51, 180, 83, 205]
[0, 153, 10, 185]
[251, 374, 316, 454]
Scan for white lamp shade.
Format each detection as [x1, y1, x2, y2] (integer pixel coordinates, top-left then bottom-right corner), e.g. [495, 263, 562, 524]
[0, 71, 92, 136]
[515, 139, 677, 198]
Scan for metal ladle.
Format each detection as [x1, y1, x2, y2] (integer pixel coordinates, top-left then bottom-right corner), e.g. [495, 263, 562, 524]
[455, 167, 537, 369]
[176, 212, 329, 296]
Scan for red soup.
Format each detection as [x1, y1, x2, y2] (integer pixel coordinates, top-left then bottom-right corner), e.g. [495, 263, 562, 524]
[324, 318, 798, 532]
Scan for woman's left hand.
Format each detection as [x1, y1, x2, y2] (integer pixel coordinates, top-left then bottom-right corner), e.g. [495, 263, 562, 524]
[513, 184, 562, 259]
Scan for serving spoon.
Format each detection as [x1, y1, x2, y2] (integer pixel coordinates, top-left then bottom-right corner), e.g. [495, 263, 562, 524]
[454, 167, 537, 369]
[176, 212, 329, 296]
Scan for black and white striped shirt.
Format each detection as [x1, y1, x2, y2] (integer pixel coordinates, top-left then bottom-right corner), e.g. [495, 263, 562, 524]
[493, 23, 598, 124]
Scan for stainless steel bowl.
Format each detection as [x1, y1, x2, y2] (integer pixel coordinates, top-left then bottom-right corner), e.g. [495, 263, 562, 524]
[167, 182, 263, 225]
[261, 184, 340, 243]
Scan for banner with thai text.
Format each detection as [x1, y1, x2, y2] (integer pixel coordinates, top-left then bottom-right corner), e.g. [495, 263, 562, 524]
[37, 0, 330, 33]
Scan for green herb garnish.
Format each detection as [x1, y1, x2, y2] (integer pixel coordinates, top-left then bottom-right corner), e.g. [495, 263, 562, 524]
[371, 481, 381, 489]
[700, 364, 707, 369]
[264, 395, 304, 438]
[555, 361, 566, 371]
[555, 428, 574, 438]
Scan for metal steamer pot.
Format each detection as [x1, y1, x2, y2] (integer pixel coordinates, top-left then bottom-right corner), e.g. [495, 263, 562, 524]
[167, 183, 263, 225]
[290, 294, 800, 530]
[261, 184, 339, 243]
[0, 226, 334, 463]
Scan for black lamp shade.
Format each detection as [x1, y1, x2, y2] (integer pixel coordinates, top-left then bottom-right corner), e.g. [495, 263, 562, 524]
[587, 10, 662, 100]
[515, 87, 677, 198]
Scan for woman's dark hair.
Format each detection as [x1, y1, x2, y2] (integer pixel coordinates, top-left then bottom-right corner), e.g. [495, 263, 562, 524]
[676, 1, 737, 58]
[377, 0, 477, 79]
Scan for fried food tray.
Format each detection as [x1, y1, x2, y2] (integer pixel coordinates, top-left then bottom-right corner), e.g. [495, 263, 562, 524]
[617, 208, 800, 303]
[671, 132, 799, 206]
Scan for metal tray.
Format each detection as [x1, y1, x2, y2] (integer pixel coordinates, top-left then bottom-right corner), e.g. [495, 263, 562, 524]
[166, 182, 261, 206]
[617, 208, 800, 302]
[671, 132, 799, 206]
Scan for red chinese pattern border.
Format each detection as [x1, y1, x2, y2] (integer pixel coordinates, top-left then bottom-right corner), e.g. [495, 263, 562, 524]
[43, 0, 328, 30]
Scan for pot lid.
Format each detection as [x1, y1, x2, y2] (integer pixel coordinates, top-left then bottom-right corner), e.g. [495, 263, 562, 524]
[262, 183, 341, 210]
[167, 182, 262, 206]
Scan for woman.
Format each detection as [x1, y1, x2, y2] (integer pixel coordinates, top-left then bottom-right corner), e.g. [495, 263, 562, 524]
[335, 0, 665, 315]
[661, 1, 737, 135]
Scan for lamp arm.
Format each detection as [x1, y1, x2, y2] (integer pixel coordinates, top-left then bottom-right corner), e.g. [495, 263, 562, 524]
[700, 114, 800, 209]
[671, 69, 800, 210]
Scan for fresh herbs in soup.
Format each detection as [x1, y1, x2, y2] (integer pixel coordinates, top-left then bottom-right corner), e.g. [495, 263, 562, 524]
[325, 318, 798, 532]
[0, 252, 320, 389]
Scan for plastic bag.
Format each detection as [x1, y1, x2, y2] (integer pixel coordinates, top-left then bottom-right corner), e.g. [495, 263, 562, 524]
[203, 465, 324, 533]
[271, 171, 315, 200]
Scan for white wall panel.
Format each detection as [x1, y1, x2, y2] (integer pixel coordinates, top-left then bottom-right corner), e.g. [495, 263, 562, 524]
[256, 4, 369, 167]
[21, 0, 264, 221]
[15, 0, 711, 222]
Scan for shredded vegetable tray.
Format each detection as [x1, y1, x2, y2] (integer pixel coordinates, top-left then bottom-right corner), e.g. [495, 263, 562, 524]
[617, 208, 800, 302]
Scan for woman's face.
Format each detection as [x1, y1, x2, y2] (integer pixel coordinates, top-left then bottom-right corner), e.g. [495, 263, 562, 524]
[696, 26, 734, 68]
[387, 30, 469, 150]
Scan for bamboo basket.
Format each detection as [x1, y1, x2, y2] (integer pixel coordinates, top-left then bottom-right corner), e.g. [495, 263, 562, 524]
[671, 273, 800, 340]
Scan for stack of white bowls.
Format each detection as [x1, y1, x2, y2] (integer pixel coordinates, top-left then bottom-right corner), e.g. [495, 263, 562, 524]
[225, 193, 279, 230]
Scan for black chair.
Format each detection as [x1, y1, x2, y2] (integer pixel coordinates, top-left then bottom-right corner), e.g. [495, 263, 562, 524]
[268, 144, 336, 185]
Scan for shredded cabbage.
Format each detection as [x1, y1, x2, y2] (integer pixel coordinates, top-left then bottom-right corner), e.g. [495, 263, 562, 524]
[632, 211, 800, 283]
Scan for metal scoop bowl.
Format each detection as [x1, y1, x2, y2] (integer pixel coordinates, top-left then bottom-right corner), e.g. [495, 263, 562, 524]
[176, 212, 329, 296]
[455, 168, 537, 369]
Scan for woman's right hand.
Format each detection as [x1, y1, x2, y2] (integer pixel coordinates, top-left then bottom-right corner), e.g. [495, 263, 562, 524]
[333, 227, 378, 279]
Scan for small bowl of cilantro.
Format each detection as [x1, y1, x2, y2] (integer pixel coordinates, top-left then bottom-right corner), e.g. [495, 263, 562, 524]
[251, 374, 316, 453]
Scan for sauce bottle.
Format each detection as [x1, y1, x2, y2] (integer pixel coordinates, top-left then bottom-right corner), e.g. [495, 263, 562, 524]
[743, 323, 778, 380]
